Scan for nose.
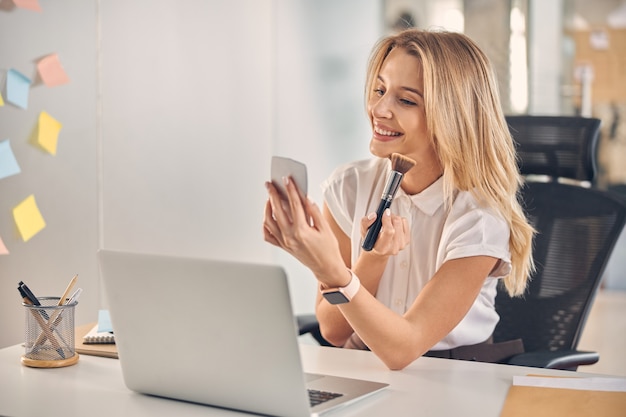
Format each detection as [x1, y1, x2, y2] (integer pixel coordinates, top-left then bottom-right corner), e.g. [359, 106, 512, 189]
[369, 94, 393, 119]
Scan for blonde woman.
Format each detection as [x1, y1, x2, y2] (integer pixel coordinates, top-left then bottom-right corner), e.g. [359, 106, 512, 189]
[263, 29, 535, 370]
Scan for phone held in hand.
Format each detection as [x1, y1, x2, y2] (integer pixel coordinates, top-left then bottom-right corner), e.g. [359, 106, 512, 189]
[271, 156, 308, 202]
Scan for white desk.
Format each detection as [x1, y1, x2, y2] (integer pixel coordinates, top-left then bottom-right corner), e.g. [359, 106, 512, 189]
[0, 342, 616, 417]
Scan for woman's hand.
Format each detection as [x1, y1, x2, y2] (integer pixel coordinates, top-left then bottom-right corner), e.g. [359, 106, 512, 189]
[263, 177, 349, 287]
[360, 210, 410, 257]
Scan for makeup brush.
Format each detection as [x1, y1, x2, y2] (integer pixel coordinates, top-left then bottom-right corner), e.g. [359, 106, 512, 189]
[362, 153, 416, 251]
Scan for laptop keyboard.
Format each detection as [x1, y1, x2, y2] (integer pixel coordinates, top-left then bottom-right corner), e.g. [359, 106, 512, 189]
[308, 389, 344, 407]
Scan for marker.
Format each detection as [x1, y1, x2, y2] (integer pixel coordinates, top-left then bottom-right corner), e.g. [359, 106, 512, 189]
[18, 281, 49, 320]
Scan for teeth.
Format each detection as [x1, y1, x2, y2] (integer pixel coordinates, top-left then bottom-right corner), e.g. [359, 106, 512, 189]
[375, 126, 401, 136]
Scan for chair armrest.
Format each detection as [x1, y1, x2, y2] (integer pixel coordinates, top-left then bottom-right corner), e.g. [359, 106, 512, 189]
[297, 314, 320, 335]
[505, 350, 599, 371]
[296, 314, 333, 347]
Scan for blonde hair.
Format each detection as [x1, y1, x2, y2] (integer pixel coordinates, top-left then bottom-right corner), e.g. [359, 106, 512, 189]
[365, 29, 535, 296]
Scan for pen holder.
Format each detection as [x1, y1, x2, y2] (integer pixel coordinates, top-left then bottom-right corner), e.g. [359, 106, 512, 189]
[22, 297, 79, 368]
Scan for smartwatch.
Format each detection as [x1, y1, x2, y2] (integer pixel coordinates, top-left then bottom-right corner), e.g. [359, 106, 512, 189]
[321, 270, 361, 305]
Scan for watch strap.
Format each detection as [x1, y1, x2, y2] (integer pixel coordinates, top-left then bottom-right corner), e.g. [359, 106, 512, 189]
[321, 270, 361, 304]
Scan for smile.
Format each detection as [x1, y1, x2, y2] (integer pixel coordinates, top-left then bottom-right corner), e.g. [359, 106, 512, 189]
[374, 126, 402, 137]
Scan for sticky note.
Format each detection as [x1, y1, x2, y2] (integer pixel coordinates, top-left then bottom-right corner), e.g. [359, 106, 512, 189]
[0, 236, 8, 255]
[0, 139, 21, 180]
[37, 54, 70, 87]
[0, 91, 4, 106]
[37, 111, 63, 155]
[97, 310, 114, 333]
[13, 195, 46, 242]
[6, 69, 31, 110]
[12, 0, 42, 12]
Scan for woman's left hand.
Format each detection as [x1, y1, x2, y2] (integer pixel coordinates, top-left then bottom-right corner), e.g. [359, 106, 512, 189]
[263, 177, 349, 286]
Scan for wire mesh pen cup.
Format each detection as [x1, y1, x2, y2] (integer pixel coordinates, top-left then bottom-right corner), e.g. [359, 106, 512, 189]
[22, 297, 79, 368]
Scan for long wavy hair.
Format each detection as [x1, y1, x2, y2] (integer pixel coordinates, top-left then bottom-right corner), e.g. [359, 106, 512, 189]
[365, 29, 535, 296]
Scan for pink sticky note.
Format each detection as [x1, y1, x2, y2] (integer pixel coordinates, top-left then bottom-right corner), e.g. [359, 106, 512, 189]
[37, 54, 70, 87]
[12, 0, 42, 12]
[0, 236, 8, 255]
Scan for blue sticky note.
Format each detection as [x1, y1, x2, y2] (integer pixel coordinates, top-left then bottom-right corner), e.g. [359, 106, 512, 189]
[97, 309, 114, 333]
[0, 139, 21, 180]
[6, 69, 32, 110]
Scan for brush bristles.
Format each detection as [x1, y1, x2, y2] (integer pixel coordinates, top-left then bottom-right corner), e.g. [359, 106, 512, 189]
[390, 153, 416, 175]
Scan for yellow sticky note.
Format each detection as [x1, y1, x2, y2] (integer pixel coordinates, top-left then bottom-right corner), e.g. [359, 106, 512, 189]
[0, 91, 4, 106]
[38, 111, 63, 155]
[13, 195, 46, 242]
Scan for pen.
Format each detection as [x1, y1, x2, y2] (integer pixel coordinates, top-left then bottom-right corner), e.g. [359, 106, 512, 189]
[18, 286, 66, 359]
[65, 287, 82, 305]
[18, 281, 49, 320]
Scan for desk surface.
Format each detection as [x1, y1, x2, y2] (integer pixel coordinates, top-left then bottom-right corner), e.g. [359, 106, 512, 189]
[0, 342, 618, 417]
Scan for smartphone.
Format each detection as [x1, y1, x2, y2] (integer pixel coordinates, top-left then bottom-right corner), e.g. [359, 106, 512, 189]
[271, 156, 308, 202]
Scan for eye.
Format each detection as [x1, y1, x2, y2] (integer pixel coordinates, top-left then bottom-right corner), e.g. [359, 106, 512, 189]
[399, 98, 417, 106]
[373, 88, 385, 97]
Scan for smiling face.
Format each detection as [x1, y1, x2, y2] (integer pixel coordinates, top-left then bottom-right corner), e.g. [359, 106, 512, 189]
[367, 47, 438, 172]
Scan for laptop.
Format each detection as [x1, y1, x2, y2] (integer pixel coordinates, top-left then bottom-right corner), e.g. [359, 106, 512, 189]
[97, 249, 388, 417]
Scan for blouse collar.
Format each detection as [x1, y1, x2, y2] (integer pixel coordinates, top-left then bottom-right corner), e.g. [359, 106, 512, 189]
[396, 176, 445, 216]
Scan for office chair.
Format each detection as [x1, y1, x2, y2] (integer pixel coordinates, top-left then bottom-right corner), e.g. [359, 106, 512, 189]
[492, 115, 626, 370]
[297, 115, 626, 371]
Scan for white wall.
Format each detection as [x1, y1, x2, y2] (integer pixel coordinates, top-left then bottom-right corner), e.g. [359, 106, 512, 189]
[0, 1, 100, 348]
[0, 0, 381, 348]
[528, 0, 564, 115]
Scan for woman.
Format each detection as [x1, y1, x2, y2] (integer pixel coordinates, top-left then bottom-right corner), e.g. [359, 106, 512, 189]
[263, 29, 534, 370]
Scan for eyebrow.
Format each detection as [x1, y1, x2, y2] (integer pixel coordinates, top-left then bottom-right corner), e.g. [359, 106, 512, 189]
[377, 75, 424, 98]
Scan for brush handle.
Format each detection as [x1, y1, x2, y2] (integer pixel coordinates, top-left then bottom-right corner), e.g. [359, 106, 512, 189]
[362, 170, 404, 252]
[362, 198, 391, 251]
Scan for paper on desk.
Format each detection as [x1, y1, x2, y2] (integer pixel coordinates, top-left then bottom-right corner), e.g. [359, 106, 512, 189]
[514, 375, 626, 392]
[500, 375, 626, 417]
[97, 310, 114, 333]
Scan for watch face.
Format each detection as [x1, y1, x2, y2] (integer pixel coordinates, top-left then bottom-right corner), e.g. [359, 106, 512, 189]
[323, 291, 350, 305]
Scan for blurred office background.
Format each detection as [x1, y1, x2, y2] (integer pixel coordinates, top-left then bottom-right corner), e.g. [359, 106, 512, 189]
[1, 0, 624, 374]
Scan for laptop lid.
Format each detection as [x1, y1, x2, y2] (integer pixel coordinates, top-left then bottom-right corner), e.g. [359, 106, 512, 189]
[98, 249, 386, 417]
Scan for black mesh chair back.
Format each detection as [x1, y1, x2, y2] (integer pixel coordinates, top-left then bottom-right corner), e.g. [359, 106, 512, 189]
[493, 115, 626, 369]
[506, 115, 601, 182]
[493, 182, 626, 353]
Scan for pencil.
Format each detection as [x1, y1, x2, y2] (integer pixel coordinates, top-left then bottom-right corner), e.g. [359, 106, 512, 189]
[33, 274, 78, 351]
[20, 292, 65, 359]
[58, 274, 78, 306]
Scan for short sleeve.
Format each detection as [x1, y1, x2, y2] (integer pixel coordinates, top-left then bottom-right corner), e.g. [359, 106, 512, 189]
[440, 193, 511, 279]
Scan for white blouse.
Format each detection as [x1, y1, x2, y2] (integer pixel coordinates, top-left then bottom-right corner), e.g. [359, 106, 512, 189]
[322, 157, 511, 350]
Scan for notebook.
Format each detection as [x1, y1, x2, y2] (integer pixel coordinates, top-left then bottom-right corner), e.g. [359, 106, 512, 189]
[82, 310, 115, 344]
[97, 249, 388, 417]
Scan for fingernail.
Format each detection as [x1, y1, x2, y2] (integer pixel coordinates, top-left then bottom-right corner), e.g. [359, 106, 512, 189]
[385, 208, 391, 216]
[283, 176, 290, 185]
[367, 212, 376, 220]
